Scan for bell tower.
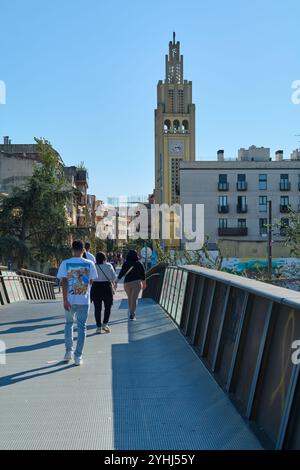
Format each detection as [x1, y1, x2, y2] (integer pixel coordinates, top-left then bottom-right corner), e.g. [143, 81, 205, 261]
[155, 33, 196, 207]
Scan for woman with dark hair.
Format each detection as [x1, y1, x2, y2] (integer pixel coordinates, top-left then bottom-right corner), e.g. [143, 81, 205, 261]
[91, 252, 117, 334]
[117, 249, 146, 321]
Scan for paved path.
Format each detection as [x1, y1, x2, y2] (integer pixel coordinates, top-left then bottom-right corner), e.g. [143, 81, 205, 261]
[0, 290, 262, 450]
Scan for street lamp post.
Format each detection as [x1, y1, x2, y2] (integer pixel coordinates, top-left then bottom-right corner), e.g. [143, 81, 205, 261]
[268, 200, 273, 282]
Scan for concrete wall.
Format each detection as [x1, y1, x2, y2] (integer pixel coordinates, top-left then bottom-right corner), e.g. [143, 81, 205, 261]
[0, 153, 37, 193]
[218, 240, 291, 258]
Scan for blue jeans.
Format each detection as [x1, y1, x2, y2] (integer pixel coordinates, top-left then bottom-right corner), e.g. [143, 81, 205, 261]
[65, 305, 90, 358]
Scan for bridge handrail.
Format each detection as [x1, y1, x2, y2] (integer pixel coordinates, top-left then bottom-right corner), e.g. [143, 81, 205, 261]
[180, 265, 300, 310]
[145, 263, 300, 451]
[18, 268, 57, 281]
[0, 268, 56, 305]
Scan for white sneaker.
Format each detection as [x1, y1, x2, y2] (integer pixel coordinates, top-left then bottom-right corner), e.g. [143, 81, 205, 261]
[102, 324, 111, 333]
[96, 327, 102, 334]
[74, 356, 83, 366]
[64, 351, 73, 363]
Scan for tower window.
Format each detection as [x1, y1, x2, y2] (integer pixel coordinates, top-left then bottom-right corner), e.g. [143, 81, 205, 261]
[164, 120, 171, 133]
[168, 90, 174, 113]
[171, 158, 182, 203]
[182, 120, 189, 133]
[173, 120, 180, 133]
[178, 90, 185, 113]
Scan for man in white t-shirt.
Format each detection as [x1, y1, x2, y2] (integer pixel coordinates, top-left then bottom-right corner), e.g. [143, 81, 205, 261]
[57, 240, 98, 366]
[84, 242, 96, 263]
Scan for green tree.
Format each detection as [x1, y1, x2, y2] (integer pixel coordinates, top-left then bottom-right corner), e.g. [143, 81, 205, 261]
[0, 138, 72, 268]
[273, 207, 300, 257]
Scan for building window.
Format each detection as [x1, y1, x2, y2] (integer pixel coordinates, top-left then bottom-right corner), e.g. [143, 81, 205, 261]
[238, 219, 247, 228]
[259, 174, 267, 190]
[237, 174, 247, 191]
[219, 195, 227, 205]
[259, 196, 268, 212]
[218, 196, 228, 213]
[259, 218, 268, 235]
[237, 196, 247, 213]
[280, 196, 289, 213]
[218, 174, 229, 191]
[280, 174, 290, 191]
[219, 219, 228, 229]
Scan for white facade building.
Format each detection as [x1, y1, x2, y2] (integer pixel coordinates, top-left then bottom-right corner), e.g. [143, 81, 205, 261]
[180, 147, 300, 257]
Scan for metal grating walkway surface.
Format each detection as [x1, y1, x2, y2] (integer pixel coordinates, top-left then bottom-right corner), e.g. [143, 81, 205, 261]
[0, 293, 262, 450]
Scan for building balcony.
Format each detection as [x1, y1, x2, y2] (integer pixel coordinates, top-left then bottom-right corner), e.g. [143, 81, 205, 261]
[280, 182, 291, 191]
[237, 205, 248, 213]
[218, 227, 248, 236]
[280, 205, 290, 213]
[237, 182, 248, 191]
[76, 170, 88, 183]
[218, 182, 229, 191]
[218, 205, 229, 214]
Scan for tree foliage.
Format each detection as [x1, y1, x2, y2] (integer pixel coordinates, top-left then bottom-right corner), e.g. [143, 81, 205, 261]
[273, 207, 300, 257]
[0, 138, 72, 267]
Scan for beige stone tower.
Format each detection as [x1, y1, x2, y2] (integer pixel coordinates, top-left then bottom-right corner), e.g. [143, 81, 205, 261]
[154, 33, 196, 247]
[155, 33, 196, 207]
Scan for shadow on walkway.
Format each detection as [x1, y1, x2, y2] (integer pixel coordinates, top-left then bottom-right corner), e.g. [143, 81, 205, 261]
[6, 339, 65, 354]
[0, 362, 75, 387]
[0, 316, 63, 327]
[1, 322, 64, 335]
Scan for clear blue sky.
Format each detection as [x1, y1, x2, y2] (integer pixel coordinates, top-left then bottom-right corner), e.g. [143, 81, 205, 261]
[0, 0, 299, 201]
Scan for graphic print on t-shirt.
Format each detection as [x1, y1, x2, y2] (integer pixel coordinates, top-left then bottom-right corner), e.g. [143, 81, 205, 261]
[66, 263, 91, 296]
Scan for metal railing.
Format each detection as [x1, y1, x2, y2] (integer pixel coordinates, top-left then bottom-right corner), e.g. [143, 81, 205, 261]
[145, 264, 300, 450]
[142, 263, 167, 303]
[218, 227, 248, 236]
[0, 269, 56, 306]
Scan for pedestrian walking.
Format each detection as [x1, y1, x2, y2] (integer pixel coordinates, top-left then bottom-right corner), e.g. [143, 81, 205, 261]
[57, 240, 98, 366]
[117, 250, 146, 321]
[91, 252, 117, 334]
[84, 242, 96, 263]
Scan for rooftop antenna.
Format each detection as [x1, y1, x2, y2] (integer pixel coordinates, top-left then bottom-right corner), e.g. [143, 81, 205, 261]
[173, 32, 176, 45]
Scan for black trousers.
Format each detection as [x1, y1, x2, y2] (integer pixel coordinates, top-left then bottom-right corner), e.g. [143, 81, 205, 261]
[91, 282, 113, 327]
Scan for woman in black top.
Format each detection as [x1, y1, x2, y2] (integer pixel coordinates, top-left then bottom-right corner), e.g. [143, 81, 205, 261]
[117, 250, 146, 320]
[91, 252, 117, 334]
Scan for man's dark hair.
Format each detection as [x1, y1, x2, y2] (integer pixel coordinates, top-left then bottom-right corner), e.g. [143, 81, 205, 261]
[96, 252, 106, 264]
[85, 242, 91, 250]
[72, 240, 84, 252]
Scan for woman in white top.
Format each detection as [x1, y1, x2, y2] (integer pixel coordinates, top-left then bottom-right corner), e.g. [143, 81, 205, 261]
[91, 252, 117, 334]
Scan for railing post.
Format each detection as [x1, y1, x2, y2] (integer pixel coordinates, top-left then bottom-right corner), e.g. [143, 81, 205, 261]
[226, 292, 249, 392]
[246, 301, 274, 419]
[276, 363, 300, 449]
[212, 285, 231, 372]
[199, 280, 216, 357]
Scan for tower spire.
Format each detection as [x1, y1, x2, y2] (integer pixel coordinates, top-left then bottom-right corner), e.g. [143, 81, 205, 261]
[165, 33, 183, 84]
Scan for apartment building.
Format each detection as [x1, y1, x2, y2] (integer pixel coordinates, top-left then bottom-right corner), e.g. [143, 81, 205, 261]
[0, 135, 62, 194]
[180, 146, 300, 257]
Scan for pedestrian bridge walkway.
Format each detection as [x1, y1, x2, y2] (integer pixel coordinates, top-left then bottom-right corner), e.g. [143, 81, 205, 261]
[0, 291, 262, 450]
